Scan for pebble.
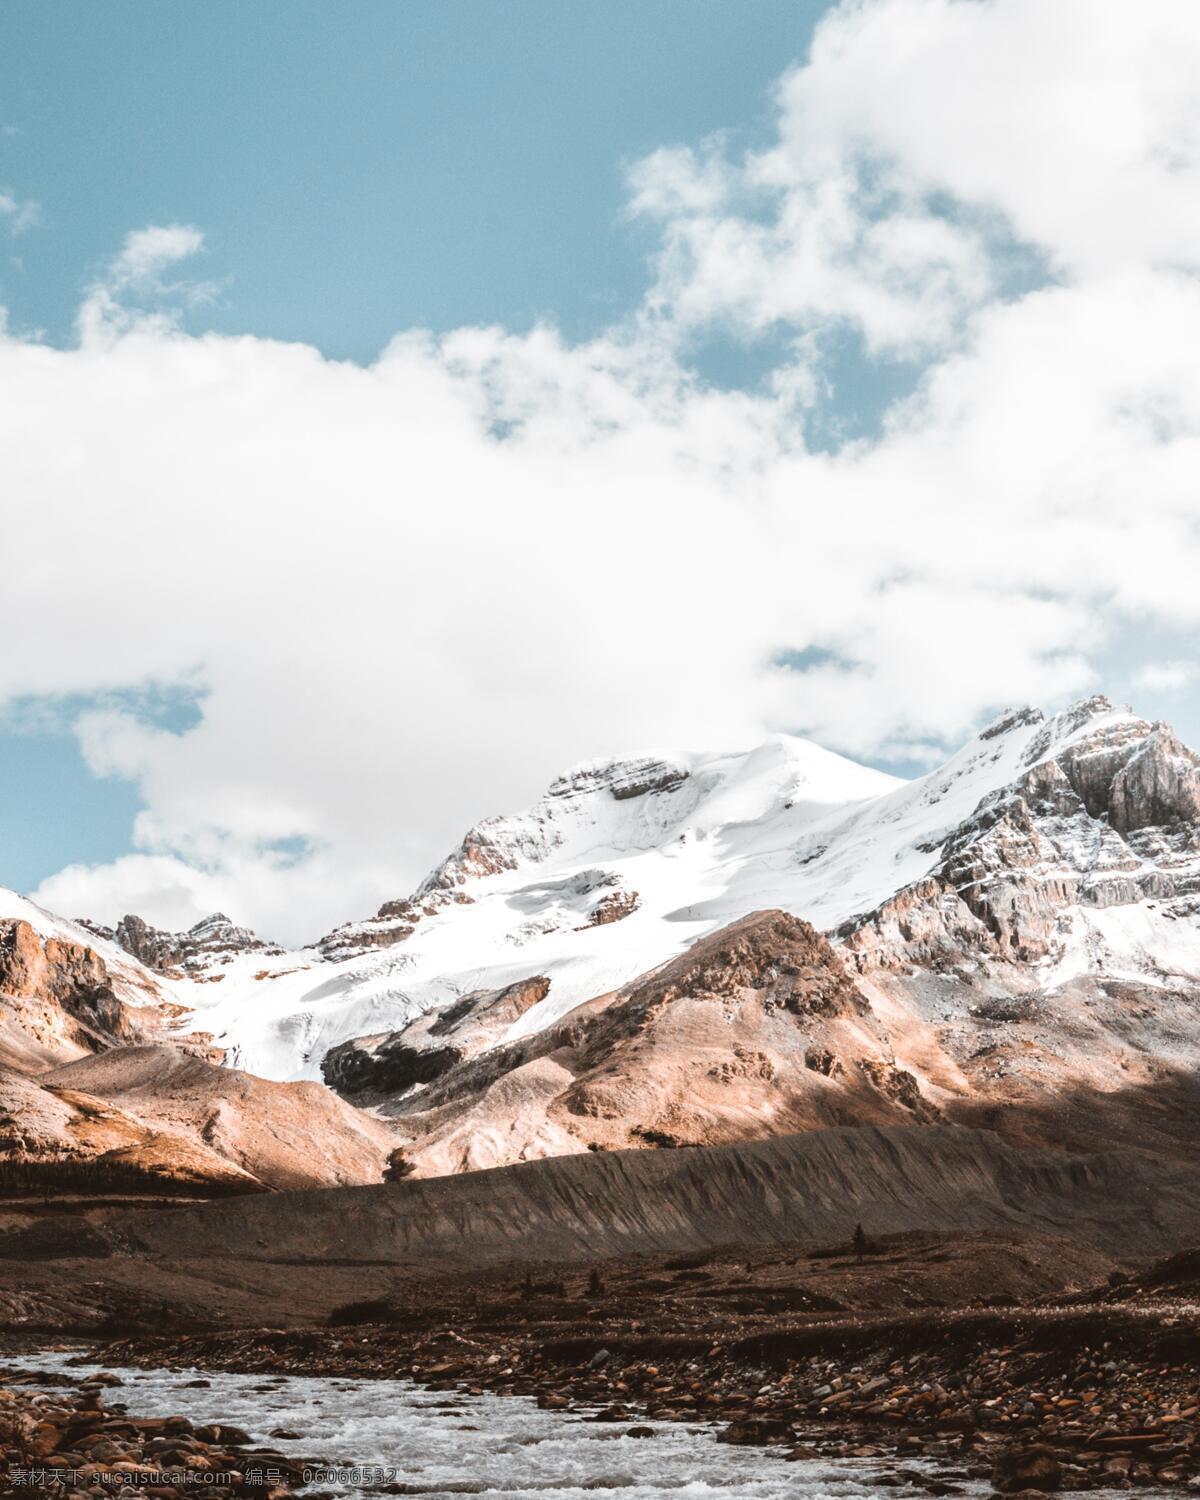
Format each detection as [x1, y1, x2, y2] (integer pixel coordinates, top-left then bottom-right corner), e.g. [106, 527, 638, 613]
[0, 1374, 321, 1497]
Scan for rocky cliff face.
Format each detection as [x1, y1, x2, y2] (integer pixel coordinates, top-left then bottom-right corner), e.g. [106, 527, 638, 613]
[0, 919, 139, 1069]
[841, 700, 1200, 973]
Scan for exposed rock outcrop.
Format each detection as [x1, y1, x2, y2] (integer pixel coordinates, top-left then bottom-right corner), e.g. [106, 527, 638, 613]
[1107, 727, 1200, 832]
[0, 920, 137, 1069]
[549, 755, 690, 803]
[322, 975, 551, 1097]
[316, 890, 472, 961]
[318, 812, 566, 960]
[81, 911, 281, 978]
[578, 888, 640, 928]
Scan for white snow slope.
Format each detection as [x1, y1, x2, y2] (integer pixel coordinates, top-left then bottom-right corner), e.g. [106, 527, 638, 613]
[77, 694, 1194, 1083]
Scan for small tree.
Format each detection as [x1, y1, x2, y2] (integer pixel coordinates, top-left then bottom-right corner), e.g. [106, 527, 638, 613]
[588, 1267, 604, 1297]
[852, 1222, 868, 1262]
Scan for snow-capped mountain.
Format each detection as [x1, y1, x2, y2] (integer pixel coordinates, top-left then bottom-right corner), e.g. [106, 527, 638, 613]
[94, 693, 1200, 1088]
[150, 734, 904, 1078]
[6, 691, 1200, 1183]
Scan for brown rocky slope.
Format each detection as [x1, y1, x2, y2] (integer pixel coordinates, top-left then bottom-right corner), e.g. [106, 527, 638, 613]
[355, 911, 951, 1178]
[39, 1045, 398, 1191]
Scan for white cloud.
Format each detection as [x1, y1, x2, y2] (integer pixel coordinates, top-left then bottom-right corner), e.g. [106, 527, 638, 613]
[15, 0, 1200, 942]
[1133, 660, 1199, 694]
[631, 0, 1200, 353]
[109, 224, 205, 288]
[77, 223, 218, 343]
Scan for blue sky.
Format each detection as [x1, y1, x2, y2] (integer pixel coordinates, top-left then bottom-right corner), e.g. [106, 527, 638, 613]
[3, 1, 1199, 940]
[1, 1, 821, 357]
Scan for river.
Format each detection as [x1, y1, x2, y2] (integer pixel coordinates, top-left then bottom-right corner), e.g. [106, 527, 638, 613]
[3, 1351, 989, 1499]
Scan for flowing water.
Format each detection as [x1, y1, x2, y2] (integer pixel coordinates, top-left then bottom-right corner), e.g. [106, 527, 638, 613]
[3, 1351, 989, 1499]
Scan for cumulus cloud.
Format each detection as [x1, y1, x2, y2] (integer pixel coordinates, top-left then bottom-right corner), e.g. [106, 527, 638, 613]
[14, 0, 1200, 942]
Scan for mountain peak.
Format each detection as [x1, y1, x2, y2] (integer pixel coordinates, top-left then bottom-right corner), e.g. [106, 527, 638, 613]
[193, 911, 233, 930]
[80, 910, 283, 977]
